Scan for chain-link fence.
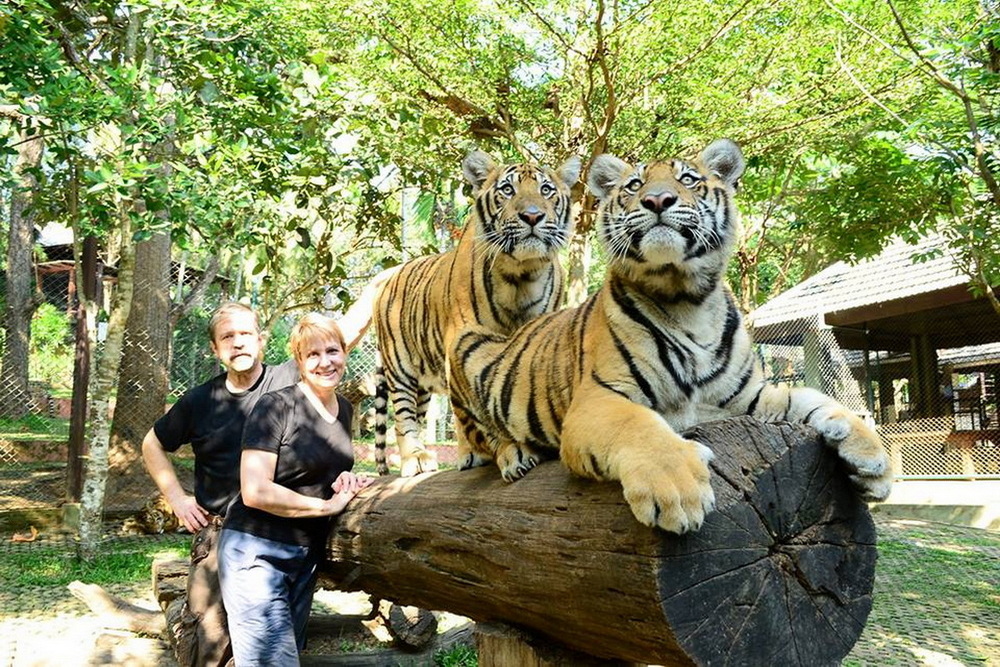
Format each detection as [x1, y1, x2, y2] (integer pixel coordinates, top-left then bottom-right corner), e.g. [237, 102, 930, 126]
[0, 253, 398, 524]
[3, 241, 999, 533]
[752, 312, 1000, 481]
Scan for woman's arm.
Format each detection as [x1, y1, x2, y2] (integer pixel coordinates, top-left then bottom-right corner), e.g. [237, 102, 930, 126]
[240, 449, 371, 518]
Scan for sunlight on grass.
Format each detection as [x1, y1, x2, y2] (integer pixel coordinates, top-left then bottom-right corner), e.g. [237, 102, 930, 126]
[0, 542, 188, 588]
[0, 415, 70, 441]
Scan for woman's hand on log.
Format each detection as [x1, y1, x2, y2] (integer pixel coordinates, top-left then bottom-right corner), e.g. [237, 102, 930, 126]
[326, 472, 375, 515]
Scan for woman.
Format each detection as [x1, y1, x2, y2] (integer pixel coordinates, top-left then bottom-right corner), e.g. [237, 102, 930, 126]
[218, 313, 373, 666]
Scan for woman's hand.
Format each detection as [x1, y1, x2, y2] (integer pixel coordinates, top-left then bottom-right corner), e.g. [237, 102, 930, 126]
[326, 471, 374, 515]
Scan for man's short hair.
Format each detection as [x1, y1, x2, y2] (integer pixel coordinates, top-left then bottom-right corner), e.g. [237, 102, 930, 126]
[208, 302, 260, 343]
[289, 313, 347, 361]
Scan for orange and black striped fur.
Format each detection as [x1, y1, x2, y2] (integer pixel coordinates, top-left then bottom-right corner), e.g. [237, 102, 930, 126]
[449, 139, 892, 533]
[372, 151, 581, 476]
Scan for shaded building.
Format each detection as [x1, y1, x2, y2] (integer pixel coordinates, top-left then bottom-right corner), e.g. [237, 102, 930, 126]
[749, 235, 1000, 479]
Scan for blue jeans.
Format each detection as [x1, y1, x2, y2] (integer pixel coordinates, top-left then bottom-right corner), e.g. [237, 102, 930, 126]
[217, 528, 321, 666]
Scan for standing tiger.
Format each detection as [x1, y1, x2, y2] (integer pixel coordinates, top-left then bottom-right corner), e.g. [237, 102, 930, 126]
[449, 139, 893, 533]
[372, 150, 582, 476]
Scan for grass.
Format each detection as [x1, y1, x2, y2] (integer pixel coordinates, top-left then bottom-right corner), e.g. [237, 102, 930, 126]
[434, 644, 477, 666]
[0, 540, 189, 588]
[842, 522, 1000, 666]
[0, 414, 70, 441]
[875, 536, 1000, 608]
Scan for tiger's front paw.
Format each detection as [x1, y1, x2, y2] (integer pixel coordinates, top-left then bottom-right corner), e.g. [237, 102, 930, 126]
[812, 410, 893, 501]
[496, 442, 542, 482]
[619, 439, 715, 534]
[399, 449, 439, 477]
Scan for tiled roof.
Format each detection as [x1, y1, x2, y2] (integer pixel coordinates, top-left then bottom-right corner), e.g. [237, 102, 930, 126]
[748, 235, 967, 328]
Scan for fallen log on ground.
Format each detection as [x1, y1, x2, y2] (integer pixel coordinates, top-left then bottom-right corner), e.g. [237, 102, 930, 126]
[322, 416, 879, 666]
[68, 580, 166, 636]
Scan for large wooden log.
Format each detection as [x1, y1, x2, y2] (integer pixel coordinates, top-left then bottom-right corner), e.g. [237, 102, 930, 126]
[323, 417, 878, 666]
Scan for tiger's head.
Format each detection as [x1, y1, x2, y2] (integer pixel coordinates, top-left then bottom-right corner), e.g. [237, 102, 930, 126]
[462, 151, 582, 261]
[587, 139, 745, 296]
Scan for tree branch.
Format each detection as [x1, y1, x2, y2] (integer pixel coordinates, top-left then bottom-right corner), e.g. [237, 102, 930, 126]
[830, 0, 1000, 205]
[510, 0, 584, 57]
[591, 0, 616, 157]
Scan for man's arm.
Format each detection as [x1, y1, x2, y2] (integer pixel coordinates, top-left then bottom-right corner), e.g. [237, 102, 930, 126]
[141, 428, 209, 532]
[338, 265, 402, 351]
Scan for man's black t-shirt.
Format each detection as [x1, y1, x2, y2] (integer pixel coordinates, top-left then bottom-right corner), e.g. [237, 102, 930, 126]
[223, 386, 355, 549]
[153, 360, 300, 515]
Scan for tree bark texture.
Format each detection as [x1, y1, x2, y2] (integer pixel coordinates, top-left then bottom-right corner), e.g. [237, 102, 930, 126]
[67, 235, 101, 500]
[107, 230, 172, 510]
[323, 417, 877, 666]
[1, 124, 43, 418]
[79, 210, 136, 556]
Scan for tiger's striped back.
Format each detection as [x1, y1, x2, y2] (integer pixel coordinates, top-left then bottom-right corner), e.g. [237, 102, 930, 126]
[372, 151, 581, 476]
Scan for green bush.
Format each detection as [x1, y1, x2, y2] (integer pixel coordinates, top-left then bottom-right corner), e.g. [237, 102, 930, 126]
[29, 303, 75, 394]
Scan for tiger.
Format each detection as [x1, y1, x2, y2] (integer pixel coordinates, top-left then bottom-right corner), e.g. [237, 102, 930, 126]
[372, 150, 582, 477]
[448, 138, 893, 534]
[120, 493, 182, 535]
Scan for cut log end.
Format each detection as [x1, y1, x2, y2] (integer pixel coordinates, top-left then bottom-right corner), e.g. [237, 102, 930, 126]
[382, 603, 438, 649]
[663, 418, 877, 666]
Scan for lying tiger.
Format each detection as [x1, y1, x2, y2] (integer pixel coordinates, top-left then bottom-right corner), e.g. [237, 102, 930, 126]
[120, 493, 182, 535]
[449, 139, 893, 533]
[373, 150, 582, 476]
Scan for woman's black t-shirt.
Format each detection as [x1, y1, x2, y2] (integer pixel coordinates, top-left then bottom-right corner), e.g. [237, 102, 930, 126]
[223, 385, 355, 549]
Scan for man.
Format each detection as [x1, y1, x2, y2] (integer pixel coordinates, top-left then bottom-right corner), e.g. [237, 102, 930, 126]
[142, 273, 391, 667]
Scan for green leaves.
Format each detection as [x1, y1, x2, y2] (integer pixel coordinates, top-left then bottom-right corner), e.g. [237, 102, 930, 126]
[3, 0, 996, 316]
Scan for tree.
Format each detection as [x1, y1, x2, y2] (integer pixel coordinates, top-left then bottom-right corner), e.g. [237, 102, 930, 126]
[0, 107, 43, 418]
[737, 0, 996, 309]
[331, 0, 982, 308]
[883, 0, 1000, 314]
[2, 0, 409, 523]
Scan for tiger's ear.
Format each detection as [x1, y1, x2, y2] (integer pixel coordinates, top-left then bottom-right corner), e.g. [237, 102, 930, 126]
[557, 156, 582, 187]
[587, 154, 631, 200]
[462, 151, 498, 189]
[700, 139, 745, 187]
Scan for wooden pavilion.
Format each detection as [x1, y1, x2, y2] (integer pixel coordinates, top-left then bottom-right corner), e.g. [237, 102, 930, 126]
[749, 235, 1000, 478]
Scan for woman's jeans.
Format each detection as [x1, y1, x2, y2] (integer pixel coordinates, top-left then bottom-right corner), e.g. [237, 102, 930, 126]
[217, 528, 321, 666]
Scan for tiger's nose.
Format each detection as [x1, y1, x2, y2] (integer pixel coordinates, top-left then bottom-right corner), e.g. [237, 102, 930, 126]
[641, 190, 678, 213]
[519, 207, 546, 226]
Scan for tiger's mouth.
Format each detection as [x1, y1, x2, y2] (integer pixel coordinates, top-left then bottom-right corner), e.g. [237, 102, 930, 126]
[487, 221, 566, 258]
[630, 209, 718, 265]
[637, 225, 688, 265]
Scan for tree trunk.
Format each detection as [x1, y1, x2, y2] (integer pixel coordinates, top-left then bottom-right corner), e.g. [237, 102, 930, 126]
[563, 196, 594, 308]
[67, 235, 101, 501]
[107, 38, 177, 510]
[79, 208, 137, 557]
[106, 230, 172, 511]
[1, 122, 44, 418]
[323, 417, 877, 666]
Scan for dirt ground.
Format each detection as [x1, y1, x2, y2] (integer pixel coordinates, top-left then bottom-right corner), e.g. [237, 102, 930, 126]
[0, 583, 470, 666]
[2, 518, 998, 666]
